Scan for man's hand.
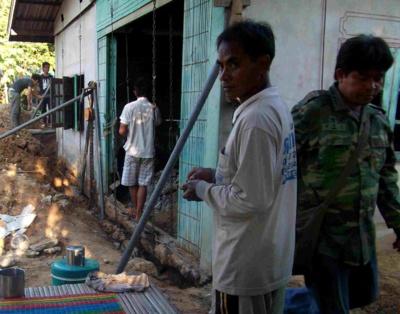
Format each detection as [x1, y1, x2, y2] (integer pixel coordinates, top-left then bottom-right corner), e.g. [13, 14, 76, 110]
[119, 123, 128, 137]
[182, 180, 202, 202]
[187, 167, 214, 183]
[393, 237, 400, 252]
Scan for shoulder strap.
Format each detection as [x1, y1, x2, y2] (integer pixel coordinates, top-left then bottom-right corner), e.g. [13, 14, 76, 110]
[321, 109, 371, 209]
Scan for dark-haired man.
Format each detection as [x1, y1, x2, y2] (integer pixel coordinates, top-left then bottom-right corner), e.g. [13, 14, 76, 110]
[8, 73, 42, 127]
[292, 35, 400, 313]
[40, 62, 53, 125]
[119, 78, 162, 221]
[182, 20, 297, 313]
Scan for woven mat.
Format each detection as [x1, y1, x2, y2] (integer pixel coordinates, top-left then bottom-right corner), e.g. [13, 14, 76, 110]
[0, 293, 125, 313]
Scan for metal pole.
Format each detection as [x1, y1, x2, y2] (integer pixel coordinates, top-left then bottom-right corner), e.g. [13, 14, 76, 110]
[93, 86, 105, 220]
[0, 91, 89, 140]
[116, 62, 219, 274]
[31, 83, 51, 119]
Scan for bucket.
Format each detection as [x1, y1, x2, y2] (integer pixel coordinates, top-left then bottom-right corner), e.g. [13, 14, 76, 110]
[51, 258, 99, 286]
[0, 267, 25, 298]
[66, 245, 85, 266]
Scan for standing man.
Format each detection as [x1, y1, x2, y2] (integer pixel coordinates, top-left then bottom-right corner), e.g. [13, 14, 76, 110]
[40, 62, 53, 125]
[8, 74, 42, 128]
[292, 35, 400, 313]
[119, 78, 162, 221]
[182, 21, 297, 313]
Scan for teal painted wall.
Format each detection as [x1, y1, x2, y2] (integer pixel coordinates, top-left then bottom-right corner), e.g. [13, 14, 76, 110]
[95, 0, 223, 270]
[96, 0, 151, 33]
[383, 49, 400, 129]
[97, 36, 110, 189]
[177, 1, 223, 269]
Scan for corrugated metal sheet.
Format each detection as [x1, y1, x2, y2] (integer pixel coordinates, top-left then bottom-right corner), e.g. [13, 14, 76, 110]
[24, 283, 178, 313]
[8, 0, 62, 42]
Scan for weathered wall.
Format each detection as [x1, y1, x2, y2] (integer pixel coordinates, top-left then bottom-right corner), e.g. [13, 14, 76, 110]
[54, 4, 97, 175]
[244, 0, 324, 106]
[244, 0, 400, 107]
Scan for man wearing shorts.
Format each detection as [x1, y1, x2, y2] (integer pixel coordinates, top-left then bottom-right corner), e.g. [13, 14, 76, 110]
[119, 78, 162, 221]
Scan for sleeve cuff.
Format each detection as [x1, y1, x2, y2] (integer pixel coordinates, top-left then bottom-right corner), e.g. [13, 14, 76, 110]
[195, 180, 211, 200]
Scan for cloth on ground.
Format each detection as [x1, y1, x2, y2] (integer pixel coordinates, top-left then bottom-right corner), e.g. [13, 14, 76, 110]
[86, 271, 149, 292]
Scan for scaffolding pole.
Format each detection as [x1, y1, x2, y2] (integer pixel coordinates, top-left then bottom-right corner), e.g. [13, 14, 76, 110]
[0, 90, 90, 141]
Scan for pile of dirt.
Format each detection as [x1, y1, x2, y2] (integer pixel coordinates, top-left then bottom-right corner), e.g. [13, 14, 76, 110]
[0, 105, 50, 172]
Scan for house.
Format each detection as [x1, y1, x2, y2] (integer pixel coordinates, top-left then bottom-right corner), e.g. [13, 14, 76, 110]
[8, 0, 400, 272]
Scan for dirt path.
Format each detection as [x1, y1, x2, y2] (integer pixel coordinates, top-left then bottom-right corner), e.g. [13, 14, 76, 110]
[0, 104, 210, 313]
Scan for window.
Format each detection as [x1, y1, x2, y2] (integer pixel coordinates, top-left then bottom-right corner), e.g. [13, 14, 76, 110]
[56, 75, 85, 131]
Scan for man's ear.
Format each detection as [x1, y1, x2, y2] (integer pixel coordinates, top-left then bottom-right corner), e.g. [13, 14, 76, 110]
[335, 68, 346, 82]
[257, 55, 271, 72]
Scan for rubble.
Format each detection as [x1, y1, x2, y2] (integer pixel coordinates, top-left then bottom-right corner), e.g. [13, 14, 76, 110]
[30, 238, 58, 252]
[10, 234, 30, 251]
[25, 249, 40, 258]
[103, 196, 206, 285]
[41, 195, 52, 204]
[0, 254, 17, 267]
[43, 246, 61, 254]
[126, 257, 158, 277]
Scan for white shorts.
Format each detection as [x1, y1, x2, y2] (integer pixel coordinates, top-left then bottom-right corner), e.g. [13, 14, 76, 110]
[121, 155, 154, 187]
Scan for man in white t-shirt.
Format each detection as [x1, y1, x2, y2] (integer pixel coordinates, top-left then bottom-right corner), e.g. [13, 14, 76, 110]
[182, 21, 297, 313]
[119, 78, 162, 221]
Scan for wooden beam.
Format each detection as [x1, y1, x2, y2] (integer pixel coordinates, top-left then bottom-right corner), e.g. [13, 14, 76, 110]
[17, 0, 62, 6]
[15, 17, 53, 23]
[9, 34, 54, 43]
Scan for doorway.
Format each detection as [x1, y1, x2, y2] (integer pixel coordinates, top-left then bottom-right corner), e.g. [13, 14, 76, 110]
[110, 0, 184, 236]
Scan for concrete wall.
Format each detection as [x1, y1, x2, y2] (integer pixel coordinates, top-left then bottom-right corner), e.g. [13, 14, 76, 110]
[54, 4, 97, 175]
[244, 0, 400, 108]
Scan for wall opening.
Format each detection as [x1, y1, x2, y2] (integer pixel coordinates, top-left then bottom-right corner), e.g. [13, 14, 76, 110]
[110, 1, 184, 236]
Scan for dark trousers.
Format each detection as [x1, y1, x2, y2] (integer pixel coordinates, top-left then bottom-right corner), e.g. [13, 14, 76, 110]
[41, 97, 50, 124]
[306, 254, 378, 314]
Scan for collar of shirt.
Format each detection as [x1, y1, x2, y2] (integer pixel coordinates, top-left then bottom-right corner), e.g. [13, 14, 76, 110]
[232, 86, 279, 124]
[329, 83, 376, 124]
[329, 84, 350, 112]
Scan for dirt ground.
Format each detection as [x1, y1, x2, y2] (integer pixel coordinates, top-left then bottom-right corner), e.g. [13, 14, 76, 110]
[0, 104, 399, 314]
[0, 104, 209, 313]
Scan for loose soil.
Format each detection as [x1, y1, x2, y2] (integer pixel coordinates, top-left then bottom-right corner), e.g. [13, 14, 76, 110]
[0, 104, 210, 313]
[0, 103, 398, 313]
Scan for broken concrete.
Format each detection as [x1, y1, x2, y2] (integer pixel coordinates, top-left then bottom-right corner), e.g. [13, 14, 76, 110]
[126, 257, 158, 277]
[104, 196, 208, 285]
[30, 238, 58, 252]
[43, 246, 61, 254]
[0, 254, 17, 267]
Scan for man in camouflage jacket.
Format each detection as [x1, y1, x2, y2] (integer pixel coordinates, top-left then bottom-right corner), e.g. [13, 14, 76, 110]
[292, 35, 400, 313]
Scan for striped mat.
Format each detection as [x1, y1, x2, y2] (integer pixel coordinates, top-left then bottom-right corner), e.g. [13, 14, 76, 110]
[0, 293, 125, 313]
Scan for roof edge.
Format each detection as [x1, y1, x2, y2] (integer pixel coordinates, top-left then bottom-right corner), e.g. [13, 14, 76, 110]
[7, 0, 17, 41]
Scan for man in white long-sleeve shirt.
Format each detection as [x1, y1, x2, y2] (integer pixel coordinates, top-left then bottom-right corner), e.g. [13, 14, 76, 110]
[182, 21, 297, 314]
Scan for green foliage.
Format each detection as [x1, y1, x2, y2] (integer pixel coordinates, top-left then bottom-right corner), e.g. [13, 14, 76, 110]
[0, 0, 55, 102]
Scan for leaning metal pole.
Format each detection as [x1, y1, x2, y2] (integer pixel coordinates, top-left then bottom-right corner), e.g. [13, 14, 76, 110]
[92, 85, 105, 220]
[116, 63, 219, 274]
[0, 90, 89, 140]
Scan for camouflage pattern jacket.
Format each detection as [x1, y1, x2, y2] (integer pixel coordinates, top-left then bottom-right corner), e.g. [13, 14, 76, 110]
[292, 84, 400, 265]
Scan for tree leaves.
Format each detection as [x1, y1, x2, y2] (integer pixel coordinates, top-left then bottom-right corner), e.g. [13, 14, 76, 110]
[0, 0, 55, 102]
